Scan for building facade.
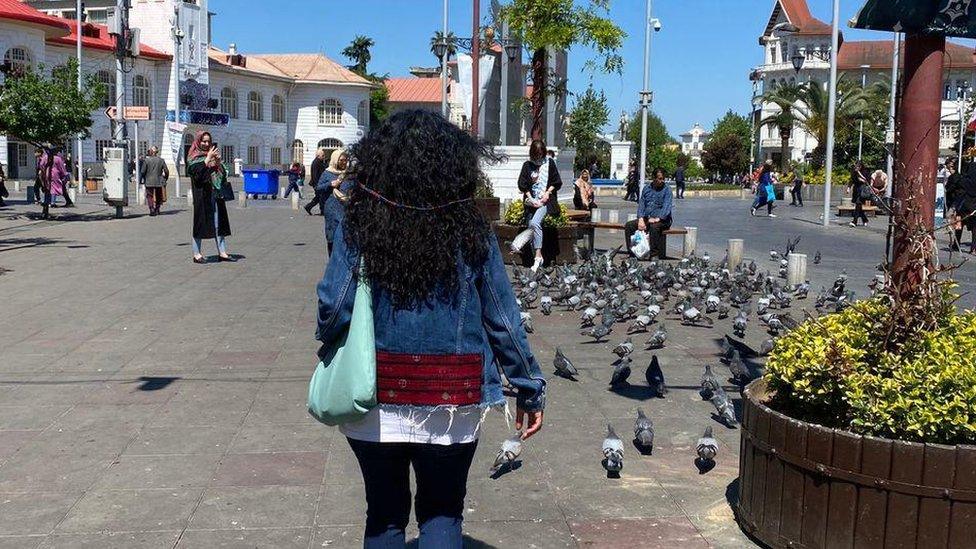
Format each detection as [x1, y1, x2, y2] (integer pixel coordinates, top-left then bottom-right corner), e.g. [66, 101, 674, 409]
[752, 0, 976, 166]
[7, 0, 371, 183]
[679, 123, 709, 166]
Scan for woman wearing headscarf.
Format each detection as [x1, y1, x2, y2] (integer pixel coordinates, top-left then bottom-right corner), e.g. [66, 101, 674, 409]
[187, 131, 232, 263]
[39, 148, 69, 218]
[573, 168, 597, 216]
[318, 149, 352, 256]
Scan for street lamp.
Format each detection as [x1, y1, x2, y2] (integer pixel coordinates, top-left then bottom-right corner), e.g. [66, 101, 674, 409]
[957, 82, 971, 172]
[791, 48, 805, 73]
[858, 64, 871, 161]
[637, 0, 658, 196]
[432, 40, 448, 61]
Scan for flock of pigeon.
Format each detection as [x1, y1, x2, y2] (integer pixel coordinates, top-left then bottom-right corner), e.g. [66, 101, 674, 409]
[489, 239, 858, 479]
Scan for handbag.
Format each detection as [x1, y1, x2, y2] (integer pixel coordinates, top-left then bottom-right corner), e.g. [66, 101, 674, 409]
[219, 180, 235, 202]
[307, 264, 377, 426]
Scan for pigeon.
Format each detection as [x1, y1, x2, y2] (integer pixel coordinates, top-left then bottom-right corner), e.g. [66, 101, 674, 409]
[627, 314, 652, 334]
[720, 336, 736, 362]
[645, 355, 667, 397]
[646, 324, 667, 349]
[602, 424, 624, 475]
[540, 295, 553, 316]
[700, 364, 721, 400]
[489, 435, 523, 476]
[794, 281, 810, 300]
[553, 348, 578, 379]
[758, 338, 775, 357]
[580, 306, 598, 328]
[728, 350, 751, 384]
[610, 357, 632, 386]
[646, 304, 661, 321]
[696, 426, 718, 463]
[612, 337, 634, 358]
[813, 250, 822, 265]
[520, 312, 534, 334]
[711, 387, 738, 427]
[634, 409, 654, 452]
[733, 311, 748, 337]
[770, 250, 780, 261]
[582, 323, 612, 342]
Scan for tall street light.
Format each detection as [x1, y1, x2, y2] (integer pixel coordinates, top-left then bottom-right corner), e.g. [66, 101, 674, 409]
[638, 0, 660, 195]
[858, 64, 871, 161]
[822, 0, 841, 227]
[439, 0, 448, 118]
[885, 32, 900, 196]
[957, 82, 970, 172]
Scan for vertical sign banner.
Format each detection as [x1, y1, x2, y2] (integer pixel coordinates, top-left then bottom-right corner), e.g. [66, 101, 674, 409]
[853, 0, 976, 38]
[456, 54, 497, 124]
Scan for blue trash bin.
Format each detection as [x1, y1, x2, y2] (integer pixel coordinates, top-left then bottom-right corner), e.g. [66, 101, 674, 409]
[242, 169, 280, 198]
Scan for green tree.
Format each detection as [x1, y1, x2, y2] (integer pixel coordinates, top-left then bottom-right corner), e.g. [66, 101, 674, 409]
[792, 79, 870, 169]
[501, 0, 625, 141]
[709, 110, 752, 147]
[0, 59, 102, 149]
[760, 83, 804, 173]
[702, 133, 750, 183]
[342, 35, 375, 74]
[625, 110, 678, 174]
[836, 77, 889, 170]
[369, 82, 390, 128]
[566, 86, 610, 173]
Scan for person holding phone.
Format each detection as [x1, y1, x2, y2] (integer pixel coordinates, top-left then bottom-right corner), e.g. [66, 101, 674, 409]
[187, 131, 232, 263]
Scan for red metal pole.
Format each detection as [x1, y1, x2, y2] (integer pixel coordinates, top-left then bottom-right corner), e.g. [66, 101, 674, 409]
[471, 0, 480, 137]
[892, 33, 945, 297]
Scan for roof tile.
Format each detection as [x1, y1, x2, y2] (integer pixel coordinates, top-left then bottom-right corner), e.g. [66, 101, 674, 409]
[385, 77, 442, 103]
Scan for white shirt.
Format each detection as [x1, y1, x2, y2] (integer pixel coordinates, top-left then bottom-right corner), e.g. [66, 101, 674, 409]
[340, 404, 485, 445]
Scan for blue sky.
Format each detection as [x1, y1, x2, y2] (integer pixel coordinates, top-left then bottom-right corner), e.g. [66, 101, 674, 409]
[210, 1, 928, 138]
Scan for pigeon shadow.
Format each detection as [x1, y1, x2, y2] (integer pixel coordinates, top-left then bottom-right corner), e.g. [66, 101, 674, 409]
[553, 371, 578, 382]
[609, 383, 659, 401]
[710, 412, 739, 430]
[489, 460, 522, 480]
[632, 439, 653, 456]
[695, 457, 716, 474]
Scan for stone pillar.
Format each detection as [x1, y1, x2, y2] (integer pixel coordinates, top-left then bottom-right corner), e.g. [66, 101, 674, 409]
[787, 253, 807, 287]
[291, 191, 299, 211]
[137, 184, 144, 205]
[728, 239, 744, 271]
[609, 141, 633, 180]
[238, 190, 246, 208]
[684, 226, 698, 257]
[187, 187, 193, 204]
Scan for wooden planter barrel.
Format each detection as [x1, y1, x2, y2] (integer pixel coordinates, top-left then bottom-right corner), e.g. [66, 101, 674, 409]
[737, 380, 976, 549]
[492, 222, 578, 266]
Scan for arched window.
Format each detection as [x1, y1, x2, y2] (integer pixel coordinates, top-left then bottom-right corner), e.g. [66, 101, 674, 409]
[220, 87, 238, 119]
[248, 91, 264, 121]
[3, 47, 31, 73]
[357, 99, 369, 129]
[318, 138, 343, 158]
[319, 98, 343, 125]
[271, 95, 285, 123]
[97, 70, 116, 108]
[132, 75, 151, 107]
[292, 139, 304, 164]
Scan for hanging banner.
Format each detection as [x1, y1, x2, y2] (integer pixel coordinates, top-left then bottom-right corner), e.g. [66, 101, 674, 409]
[853, 0, 976, 39]
[456, 53, 496, 125]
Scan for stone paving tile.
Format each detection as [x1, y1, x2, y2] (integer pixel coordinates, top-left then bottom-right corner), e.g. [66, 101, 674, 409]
[187, 486, 318, 530]
[55, 488, 203, 533]
[567, 517, 708, 548]
[37, 531, 182, 548]
[461, 520, 577, 548]
[0, 536, 44, 549]
[0, 491, 82, 535]
[210, 452, 327, 487]
[0, 406, 69, 431]
[92, 454, 223, 490]
[46, 404, 161, 433]
[175, 527, 311, 548]
[310, 525, 364, 548]
[0, 430, 39, 461]
[0, 452, 116, 492]
[228, 422, 332, 454]
[126, 425, 239, 456]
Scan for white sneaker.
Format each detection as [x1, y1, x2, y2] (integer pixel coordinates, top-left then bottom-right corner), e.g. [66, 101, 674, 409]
[750, 208, 756, 217]
[530, 257, 544, 273]
[849, 222, 857, 228]
[768, 214, 777, 218]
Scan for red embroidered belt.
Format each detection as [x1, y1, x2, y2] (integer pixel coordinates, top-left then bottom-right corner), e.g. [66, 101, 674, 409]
[376, 351, 483, 406]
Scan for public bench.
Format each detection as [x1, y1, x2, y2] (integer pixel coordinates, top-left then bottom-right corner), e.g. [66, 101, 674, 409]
[575, 221, 689, 259]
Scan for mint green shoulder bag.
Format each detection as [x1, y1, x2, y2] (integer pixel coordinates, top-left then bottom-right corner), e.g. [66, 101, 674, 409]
[307, 266, 377, 426]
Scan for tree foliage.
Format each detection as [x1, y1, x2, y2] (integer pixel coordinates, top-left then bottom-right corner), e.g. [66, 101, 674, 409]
[429, 31, 458, 60]
[0, 59, 102, 148]
[566, 86, 610, 173]
[340, 36, 388, 127]
[702, 134, 750, 183]
[501, 0, 625, 140]
[710, 110, 752, 147]
[625, 110, 678, 174]
[342, 35, 375, 74]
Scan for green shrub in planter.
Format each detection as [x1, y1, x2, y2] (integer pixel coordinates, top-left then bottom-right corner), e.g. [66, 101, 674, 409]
[502, 200, 569, 229]
[765, 297, 976, 445]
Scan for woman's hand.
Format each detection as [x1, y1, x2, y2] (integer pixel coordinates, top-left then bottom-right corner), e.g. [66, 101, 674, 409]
[637, 218, 647, 232]
[516, 407, 543, 440]
[541, 191, 551, 204]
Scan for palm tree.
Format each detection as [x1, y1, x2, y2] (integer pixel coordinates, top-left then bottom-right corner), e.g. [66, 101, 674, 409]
[342, 35, 375, 75]
[791, 79, 870, 169]
[429, 31, 457, 62]
[761, 83, 804, 172]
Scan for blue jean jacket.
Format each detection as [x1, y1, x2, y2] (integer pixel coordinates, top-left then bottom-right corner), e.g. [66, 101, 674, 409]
[315, 224, 547, 412]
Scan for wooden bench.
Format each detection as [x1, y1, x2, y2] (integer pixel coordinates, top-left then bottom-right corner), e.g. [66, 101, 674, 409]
[837, 204, 878, 217]
[574, 221, 689, 258]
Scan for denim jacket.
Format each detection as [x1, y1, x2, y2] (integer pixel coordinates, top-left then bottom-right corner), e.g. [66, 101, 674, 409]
[316, 224, 547, 412]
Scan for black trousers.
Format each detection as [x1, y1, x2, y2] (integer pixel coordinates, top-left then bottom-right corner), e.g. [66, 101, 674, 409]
[790, 183, 803, 205]
[305, 188, 329, 214]
[625, 184, 639, 202]
[625, 217, 672, 259]
[853, 200, 869, 225]
[347, 437, 478, 546]
[675, 181, 685, 199]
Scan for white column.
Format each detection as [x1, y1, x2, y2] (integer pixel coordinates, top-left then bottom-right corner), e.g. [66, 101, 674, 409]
[728, 239, 744, 271]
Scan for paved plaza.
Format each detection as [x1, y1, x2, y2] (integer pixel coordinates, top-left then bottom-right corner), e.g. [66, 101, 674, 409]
[0, 190, 974, 548]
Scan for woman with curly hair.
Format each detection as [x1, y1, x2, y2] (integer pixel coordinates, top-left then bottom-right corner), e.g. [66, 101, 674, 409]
[315, 109, 546, 548]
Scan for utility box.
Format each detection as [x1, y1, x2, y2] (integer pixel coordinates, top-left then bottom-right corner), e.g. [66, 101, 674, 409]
[102, 147, 129, 206]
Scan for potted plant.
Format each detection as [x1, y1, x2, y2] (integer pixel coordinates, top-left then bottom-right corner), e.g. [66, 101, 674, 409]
[736, 209, 976, 548]
[494, 200, 577, 266]
[473, 174, 500, 221]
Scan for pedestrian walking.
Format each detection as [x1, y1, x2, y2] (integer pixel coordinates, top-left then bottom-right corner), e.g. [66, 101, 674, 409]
[625, 165, 639, 201]
[788, 165, 804, 207]
[955, 162, 976, 254]
[0, 163, 8, 207]
[304, 148, 328, 215]
[321, 149, 352, 256]
[572, 168, 597, 216]
[284, 161, 305, 199]
[38, 148, 69, 218]
[947, 160, 966, 251]
[750, 161, 777, 217]
[674, 164, 686, 199]
[140, 146, 169, 216]
[848, 160, 871, 227]
[187, 131, 233, 263]
[625, 167, 674, 259]
[314, 109, 545, 547]
[514, 139, 563, 273]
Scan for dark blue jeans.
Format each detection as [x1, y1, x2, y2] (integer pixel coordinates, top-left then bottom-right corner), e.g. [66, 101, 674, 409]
[347, 438, 478, 548]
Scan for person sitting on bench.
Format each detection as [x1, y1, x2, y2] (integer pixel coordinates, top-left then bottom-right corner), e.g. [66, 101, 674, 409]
[625, 167, 673, 259]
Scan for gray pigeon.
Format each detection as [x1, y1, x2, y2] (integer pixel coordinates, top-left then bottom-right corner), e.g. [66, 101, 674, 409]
[520, 312, 534, 334]
[732, 311, 748, 337]
[540, 295, 553, 316]
[602, 424, 624, 475]
[634, 409, 654, 452]
[646, 324, 667, 349]
[612, 337, 634, 358]
[627, 314, 652, 334]
[582, 323, 612, 342]
[700, 364, 720, 400]
[758, 338, 775, 356]
[696, 426, 718, 463]
[553, 348, 578, 379]
[814, 250, 822, 265]
[645, 355, 667, 397]
[711, 387, 738, 427]
[610, 357, 632, 386]
[489, 435, 523, 476]
[728, 350, 751, 384]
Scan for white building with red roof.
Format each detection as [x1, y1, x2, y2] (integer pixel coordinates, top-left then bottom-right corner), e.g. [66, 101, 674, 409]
[2, 0, 372, 183]
[753, 0, 976, 166]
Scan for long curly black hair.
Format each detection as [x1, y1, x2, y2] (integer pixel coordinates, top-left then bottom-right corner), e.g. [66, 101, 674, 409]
[343, 110, 500, 309]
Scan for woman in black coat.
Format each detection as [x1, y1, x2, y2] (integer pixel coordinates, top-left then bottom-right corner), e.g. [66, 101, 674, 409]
[187, 131, 232, 263]
[514, 140, 562, 272]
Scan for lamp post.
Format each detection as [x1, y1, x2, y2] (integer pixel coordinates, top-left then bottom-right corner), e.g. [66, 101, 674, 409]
[886, 32, 900, 196]
[858, 64, 871, 161]
[76, 0, 83, 196]
[171, 5, 184, 197]
[957, 82, 970, 172]
[439, 0, 448, 118]
[637, 0, 656, 196]
[822, 0, 841, 227]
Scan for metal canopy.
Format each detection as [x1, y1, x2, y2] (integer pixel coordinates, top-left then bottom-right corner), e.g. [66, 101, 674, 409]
[853, 0, 976, 39]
